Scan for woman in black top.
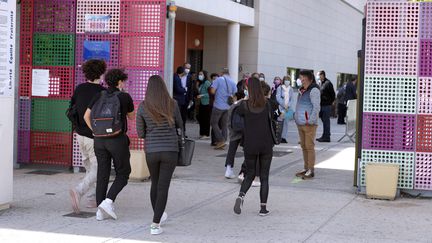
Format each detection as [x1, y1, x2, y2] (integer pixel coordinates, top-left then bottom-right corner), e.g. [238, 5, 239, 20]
[136, 75, 183, 235]
[233, 77, 275, 216]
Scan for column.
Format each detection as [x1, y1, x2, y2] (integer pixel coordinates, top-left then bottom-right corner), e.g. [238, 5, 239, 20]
[227, 22, 240, 81]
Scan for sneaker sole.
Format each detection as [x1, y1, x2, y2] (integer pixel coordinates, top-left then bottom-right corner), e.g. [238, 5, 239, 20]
[69, 190, 80, 214]
[234, 198, 242, 215]
[259, 211, 271, 217]
[98, 205, 117, 220]
[151, 229, 163, 235]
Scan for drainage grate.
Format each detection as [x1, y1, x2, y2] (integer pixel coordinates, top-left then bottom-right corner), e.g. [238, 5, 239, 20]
[216, 151, 292, 158]
[63, 212, 95, 218]
[26, 170, 62, 175]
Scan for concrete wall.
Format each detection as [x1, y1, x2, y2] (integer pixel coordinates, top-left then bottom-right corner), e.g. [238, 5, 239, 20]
[175, 0, 255, 26]
[203, 26, 228, 75]
[255, 0, 364, 83]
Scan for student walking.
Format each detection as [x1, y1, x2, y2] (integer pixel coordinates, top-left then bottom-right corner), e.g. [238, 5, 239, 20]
[136, 75, 183, 235]
[233, 77, 275, 216]
[197, 70, 212, 139]
[69, 59, 107, 213]
[84, 69, 135, 221]
[294, 70, 321, 179]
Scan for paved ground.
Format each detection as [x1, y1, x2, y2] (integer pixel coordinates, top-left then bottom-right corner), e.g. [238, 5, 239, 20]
[1, 118, 431, 243]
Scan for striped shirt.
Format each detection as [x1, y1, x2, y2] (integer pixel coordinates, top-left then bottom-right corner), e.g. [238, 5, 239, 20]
[136, 101, 183, 153]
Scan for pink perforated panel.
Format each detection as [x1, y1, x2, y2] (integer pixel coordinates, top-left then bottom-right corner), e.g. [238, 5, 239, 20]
[362, 113, 416, 151]
[120, 0, 166, 34]
[366, 0, 419, 39]
[34, 0, 77, 33]
[19, 65, 32, 97]
[418, 77, 432, 114]
[76, 0, 120, 34]
[420, 2, 432, 39]
[120, 35, 164, 68]
[415, 152, 432, 190]
[72, 133, 83, 167]
[18, 130, 31, 164]
[419, 39, 432, 77]
[19, 98, 31, 131]
[123, 68, 162, 101]
[365, 39, 418, 76]
[417, 115, 432, 152]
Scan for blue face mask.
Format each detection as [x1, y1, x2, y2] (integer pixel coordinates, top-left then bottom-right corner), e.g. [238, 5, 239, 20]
[244, 89, 249, 97]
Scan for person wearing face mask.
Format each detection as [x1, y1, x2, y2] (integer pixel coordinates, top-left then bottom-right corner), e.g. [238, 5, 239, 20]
[259, 73, 266, 82]
[276, 76, 295, 143]
[196, 70, 212, 139]
[173, 63, 193, 136]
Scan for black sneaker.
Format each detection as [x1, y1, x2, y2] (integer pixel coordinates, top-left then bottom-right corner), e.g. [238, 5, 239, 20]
[317, 138, 330, 142]
[233, 197, 243, 215]
[280, 138, 288, 143]
[259, 209, 270, 216]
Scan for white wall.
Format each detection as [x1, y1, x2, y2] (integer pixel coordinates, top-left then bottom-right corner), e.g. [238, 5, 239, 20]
[175, 0, 255, 26]
[255, 0, 364, 83]
[0, 1, 16, 209]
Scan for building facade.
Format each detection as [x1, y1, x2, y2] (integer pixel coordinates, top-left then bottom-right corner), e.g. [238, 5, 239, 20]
[174, 0, 365, 84]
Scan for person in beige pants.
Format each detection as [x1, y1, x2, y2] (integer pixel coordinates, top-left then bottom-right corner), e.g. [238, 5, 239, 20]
[69, 59, 107, 213]
[294, 70, 321, 179]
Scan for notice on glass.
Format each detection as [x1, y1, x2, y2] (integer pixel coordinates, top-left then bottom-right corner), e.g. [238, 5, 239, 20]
[83, 41, 110, 61]
[85, 14, 110, 33]
[31, 69, 50, 97]
[0, 1, 16, 97]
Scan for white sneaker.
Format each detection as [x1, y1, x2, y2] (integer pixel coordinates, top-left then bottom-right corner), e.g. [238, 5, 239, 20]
[150, 224, 163, 235]
[225, 166, 236, 179]
[237, 173, 244, 183]
[160, 212, 168, 225]
[96, 209, 109, 221]
[252, 178, 261, 187]
[98, 199, 117, 220]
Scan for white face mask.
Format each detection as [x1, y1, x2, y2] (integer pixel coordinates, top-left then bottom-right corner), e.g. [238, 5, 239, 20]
[184, 68, 190, 74]
[259, 77, 265, 81]
[284, 81, 290, 86]
[198, 75, 204, 81]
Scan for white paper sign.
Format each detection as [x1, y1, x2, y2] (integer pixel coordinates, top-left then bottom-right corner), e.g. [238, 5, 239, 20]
[85, 14, 111, 33]
[0, 2, 16, 97]
[32, 69, 50, 97]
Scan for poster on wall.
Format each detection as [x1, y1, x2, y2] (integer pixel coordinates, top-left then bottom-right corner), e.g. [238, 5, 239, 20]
[85, 14, 111, 33]
[0, 0, 16, 97]
[83, 41, 110, 61]
[31, 69, 49, 97]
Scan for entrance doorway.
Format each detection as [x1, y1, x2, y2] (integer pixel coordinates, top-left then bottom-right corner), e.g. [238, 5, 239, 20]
[188, 49, 203, 73]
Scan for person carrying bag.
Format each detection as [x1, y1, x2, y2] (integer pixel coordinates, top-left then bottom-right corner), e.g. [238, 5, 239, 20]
[136, 75, 185, 235]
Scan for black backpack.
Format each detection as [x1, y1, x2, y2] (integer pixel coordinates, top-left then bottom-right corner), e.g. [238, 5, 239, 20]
[90, 91, 123, 137]
[231, 104, 244, 133]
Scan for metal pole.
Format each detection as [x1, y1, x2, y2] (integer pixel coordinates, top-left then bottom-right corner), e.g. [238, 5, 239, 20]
[165, 1, 176, 97]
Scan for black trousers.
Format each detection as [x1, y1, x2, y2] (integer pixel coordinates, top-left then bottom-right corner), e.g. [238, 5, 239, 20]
[337, 103, 347, 124]
[94, 134, 131, 206]
[198, 104, 211, 136]
[239, 151, 273, 204]
[179, 103, 188, 132]
[225, 139, 241, 168]
[146, 151, 177, 224]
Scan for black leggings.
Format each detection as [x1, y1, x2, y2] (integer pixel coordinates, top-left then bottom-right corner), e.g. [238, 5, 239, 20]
[239, 151, 273, 204]
[146, 151, 177, 224]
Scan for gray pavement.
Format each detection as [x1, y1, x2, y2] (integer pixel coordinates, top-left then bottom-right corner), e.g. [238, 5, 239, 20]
[0, 118, 431, 243]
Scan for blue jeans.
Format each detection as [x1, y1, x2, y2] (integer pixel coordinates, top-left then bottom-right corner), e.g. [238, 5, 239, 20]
[320, 105, 332, 139]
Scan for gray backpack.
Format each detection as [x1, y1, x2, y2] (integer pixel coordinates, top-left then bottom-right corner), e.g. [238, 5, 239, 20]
[90, 91, 123, 137]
